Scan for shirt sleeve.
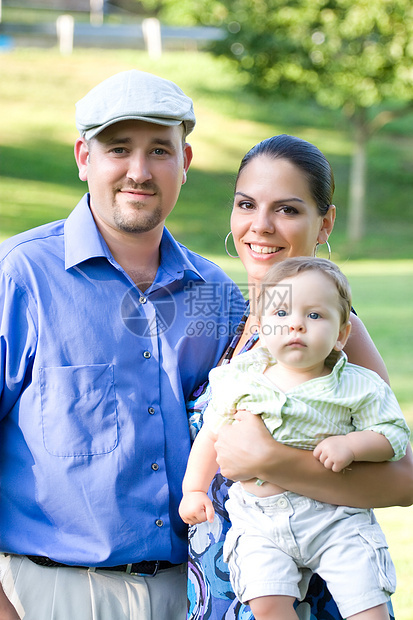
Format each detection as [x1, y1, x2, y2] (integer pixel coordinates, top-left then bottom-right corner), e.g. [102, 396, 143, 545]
[203, 362, 285, 436]
[0, 266, 37, 421]
[202, 366, 239, 434]
[350, 380, 411, 461]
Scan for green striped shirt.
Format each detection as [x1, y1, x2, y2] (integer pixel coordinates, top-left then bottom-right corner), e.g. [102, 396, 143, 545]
[205, 349, 410, 461]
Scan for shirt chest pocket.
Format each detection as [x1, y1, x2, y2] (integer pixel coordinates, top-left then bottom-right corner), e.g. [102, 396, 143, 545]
[40, 364, 118, 457]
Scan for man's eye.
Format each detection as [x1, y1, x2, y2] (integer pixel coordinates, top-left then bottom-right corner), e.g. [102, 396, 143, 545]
[153, 148, 166, 155]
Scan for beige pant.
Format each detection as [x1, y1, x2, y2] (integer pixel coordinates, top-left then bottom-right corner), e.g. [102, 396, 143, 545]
[0, 554, 187, 620]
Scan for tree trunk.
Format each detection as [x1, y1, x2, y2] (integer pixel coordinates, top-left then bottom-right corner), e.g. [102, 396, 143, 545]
[347, 109, 369, 243]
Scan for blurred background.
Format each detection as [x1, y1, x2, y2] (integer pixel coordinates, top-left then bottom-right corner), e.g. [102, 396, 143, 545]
[0, 1, 412, 616]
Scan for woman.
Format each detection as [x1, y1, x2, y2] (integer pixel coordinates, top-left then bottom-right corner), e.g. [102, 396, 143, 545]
[187, 135, 413, 620]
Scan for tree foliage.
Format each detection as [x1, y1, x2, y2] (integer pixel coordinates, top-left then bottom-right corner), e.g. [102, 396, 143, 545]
[142, 0, 413, 240]
[138, 0, 227, 26]
[143, 0, 413, 108]
[212, 1, 413, 112]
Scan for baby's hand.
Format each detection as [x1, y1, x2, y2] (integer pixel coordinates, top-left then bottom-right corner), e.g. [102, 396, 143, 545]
[179, 491, 215, 525]
[313, 436, 355, 473]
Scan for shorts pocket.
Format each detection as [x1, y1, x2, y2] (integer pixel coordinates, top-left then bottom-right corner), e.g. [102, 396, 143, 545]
[357, 522, 396, 594]
[40, 364, 118, 457]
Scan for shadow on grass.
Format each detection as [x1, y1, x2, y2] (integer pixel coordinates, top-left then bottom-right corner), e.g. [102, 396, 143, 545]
[164, 167, 236, 255]
[0, 141, 80, 187]
[0, 141, 84, 239]
[1, 135, 411, 260]
[0, 141, 235, 254]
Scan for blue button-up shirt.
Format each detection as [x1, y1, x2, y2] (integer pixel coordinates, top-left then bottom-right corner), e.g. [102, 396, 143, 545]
[0, 195, 244, 566]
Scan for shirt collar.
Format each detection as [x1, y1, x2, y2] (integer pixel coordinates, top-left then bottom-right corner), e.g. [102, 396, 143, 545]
[328, 350, 347, 379]
[64, 194, 108, 270]
[157, 227, 205, 284]
[64, 194, 206, 284]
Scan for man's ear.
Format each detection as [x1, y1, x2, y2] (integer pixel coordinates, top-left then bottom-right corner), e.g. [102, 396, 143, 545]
[181, 143, 193, 185]
[334, 321, 352, 351]
[74, 138, 90, 182]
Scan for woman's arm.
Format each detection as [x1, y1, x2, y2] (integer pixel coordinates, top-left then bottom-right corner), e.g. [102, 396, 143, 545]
[215, 411, 413, 508]
[214, 310, 412, 508]
[345, 313, 390, 384]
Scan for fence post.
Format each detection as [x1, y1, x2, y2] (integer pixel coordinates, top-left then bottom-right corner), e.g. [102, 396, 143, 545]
[142, 18, 162, 59]
[56, 14, 74, 55]
[90, 0, 104, 27]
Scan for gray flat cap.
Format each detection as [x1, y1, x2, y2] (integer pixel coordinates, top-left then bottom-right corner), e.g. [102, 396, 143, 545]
[75, 69, 196, 140]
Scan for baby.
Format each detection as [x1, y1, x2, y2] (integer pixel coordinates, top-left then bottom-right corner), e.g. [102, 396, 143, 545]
[179, 257, 410, 620]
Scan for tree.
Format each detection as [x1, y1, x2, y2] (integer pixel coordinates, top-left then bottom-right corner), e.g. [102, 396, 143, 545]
[142, 0, 413, 242]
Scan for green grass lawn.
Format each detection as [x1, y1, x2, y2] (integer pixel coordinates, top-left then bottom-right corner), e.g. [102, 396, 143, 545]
[1, 47, 412, 618]
[1, 48, 413, 256]
[375, 505, 413, 620]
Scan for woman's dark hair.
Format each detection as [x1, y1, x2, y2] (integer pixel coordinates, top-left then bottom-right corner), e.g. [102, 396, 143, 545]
[236, 134, 335, 216]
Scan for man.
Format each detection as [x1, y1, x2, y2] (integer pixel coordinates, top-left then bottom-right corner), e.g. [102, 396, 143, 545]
[0, 70, 244, 619]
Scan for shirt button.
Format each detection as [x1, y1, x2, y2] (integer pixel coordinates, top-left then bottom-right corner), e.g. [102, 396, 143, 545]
[277, 497, 288, 509]
[151, 463, 159, 471]
[139, 296, 147, 304]
[155, 519, 163, 527]
[143, 351, 151, 359]
[148, 407, 155, 415]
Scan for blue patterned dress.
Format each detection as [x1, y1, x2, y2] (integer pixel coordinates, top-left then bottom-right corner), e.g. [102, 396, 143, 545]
[186, 304, 395, 620]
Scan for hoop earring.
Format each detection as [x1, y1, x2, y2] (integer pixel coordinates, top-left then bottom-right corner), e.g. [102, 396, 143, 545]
[225, 231, 239, 258]
[315, 239, 331, 261]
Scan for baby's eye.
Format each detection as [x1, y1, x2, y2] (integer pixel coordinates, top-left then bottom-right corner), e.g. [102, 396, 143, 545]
[275, 309, 288, 317]
[308, 312, 321, 319]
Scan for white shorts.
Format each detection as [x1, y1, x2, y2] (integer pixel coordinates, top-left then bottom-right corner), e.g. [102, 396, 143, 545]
[0, 554, 187, 620]
[223, 484, 396, 619]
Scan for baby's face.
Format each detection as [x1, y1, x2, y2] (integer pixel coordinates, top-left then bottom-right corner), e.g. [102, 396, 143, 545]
[259, 270, 347, 370]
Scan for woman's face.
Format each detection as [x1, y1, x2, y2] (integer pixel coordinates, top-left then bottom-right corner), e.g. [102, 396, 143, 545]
[231, 155, 335, 286]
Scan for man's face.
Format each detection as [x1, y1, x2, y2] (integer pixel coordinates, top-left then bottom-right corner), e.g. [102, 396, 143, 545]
[75, 120, 192, 238]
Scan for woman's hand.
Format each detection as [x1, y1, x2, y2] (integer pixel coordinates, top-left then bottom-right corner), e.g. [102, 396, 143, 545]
[215, 410, 275, 482]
